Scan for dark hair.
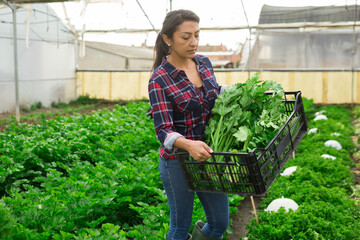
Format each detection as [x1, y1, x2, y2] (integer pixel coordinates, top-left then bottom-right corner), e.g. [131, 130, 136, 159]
[152, 9, 200, 70]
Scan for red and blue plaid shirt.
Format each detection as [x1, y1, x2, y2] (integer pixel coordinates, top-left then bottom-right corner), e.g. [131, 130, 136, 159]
[148, 55, 222, 160]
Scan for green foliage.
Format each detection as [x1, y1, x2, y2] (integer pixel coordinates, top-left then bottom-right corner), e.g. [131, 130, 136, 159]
[302, 97, 316, 116]
[69, 95, 101, 105]
[246, 102, 360, 239]
[0, 102, 164, 238]
[0, 101, 245, 239]
[205, 73, 287, 153]
[51, 101, 68, 108]
[6, 95, 358, 240]
[247, 202, 359, 240]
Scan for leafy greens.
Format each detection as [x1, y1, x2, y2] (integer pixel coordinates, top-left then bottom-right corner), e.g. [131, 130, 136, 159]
[205, 73, 288, 153]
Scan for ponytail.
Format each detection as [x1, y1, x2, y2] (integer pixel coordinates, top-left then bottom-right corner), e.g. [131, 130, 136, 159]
[152, 32, 171, 70]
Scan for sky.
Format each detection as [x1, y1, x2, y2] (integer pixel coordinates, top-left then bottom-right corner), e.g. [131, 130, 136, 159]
[49, 0, 357, 51]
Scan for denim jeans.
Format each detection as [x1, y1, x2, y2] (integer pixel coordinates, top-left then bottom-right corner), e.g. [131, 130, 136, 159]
[159, 157, 229, 240]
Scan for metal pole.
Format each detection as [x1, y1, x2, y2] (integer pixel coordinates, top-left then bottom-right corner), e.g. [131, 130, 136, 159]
[6, 1, 20, 122]
[241, 0, 251, 78]
[135, 0, 156, 31]
[351, 1, 358, 106]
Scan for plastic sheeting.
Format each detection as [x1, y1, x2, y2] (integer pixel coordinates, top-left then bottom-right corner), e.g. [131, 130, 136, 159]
[0, 4, 76, 113]
[246, 29, 360, 70]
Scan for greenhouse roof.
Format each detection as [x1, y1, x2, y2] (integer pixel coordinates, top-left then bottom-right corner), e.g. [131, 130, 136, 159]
[259, 4, 360, 24]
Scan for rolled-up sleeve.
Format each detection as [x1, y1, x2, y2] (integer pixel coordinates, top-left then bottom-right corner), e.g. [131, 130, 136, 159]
[148, 80, 183, 151]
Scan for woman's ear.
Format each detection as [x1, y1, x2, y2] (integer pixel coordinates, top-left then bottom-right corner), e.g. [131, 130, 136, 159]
[162, 34, 171, 46]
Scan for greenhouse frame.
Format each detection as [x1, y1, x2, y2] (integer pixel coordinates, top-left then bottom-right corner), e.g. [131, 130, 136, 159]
[1, 0, 360, 114]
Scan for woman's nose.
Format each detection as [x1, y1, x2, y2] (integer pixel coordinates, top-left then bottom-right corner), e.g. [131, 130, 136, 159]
[190, 36, 198, 46]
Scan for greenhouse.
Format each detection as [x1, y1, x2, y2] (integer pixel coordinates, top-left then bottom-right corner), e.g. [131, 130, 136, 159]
[1, 0, 360, 240]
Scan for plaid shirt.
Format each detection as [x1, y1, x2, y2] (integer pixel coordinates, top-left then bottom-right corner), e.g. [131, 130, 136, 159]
[148, 55, 221, 160]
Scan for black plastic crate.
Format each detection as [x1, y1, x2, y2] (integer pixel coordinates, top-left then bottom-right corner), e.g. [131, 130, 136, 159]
[176, 91, 308, 196]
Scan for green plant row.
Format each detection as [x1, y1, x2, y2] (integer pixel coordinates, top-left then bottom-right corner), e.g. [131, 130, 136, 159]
[0, 102, 163, 239]
[0, 101, 242, 239]
[0, 95, 131, 126]
[245, 100, 360, 239]
[0, 105, 97, 126]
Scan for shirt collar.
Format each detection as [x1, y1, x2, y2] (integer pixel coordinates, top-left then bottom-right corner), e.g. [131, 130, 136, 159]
[161, 55, 202, 79]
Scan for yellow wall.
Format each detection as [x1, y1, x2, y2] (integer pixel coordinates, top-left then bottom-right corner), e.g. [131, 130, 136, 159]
[77, 71, 360, 104]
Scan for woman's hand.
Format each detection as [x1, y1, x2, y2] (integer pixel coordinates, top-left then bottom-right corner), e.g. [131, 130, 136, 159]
[187, 140, 213, 161]
[174, 138, 213, 161]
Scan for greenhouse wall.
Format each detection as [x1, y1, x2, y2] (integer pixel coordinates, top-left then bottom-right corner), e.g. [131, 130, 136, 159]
[246, 30, 360, 70]
[77, 70, 360, 104]
[0, 4, 76, 113]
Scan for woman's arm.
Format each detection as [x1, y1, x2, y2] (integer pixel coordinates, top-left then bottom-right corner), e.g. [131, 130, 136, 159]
[149, 80, 181, 152]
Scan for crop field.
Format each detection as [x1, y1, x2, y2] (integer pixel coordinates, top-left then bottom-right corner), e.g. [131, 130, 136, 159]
[0, 98, 359, 240]
[245, 101, 360, 239]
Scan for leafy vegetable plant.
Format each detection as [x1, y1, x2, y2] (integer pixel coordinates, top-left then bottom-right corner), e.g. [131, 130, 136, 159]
[245, 101, 360, 239]
[205, 73, 287, 153]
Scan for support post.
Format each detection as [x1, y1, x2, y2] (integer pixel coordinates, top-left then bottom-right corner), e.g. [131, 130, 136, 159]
[351, 2, 358, 107]
[250, 196, 259, 223]
[135, 0, 155, 31]
[5, 1, 21, 122]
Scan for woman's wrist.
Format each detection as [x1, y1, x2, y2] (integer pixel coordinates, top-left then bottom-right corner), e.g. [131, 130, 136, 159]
[173, 137, 191, 152]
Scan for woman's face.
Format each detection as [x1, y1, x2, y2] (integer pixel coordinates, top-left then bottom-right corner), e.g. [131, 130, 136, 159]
[165, 20, 200, 60]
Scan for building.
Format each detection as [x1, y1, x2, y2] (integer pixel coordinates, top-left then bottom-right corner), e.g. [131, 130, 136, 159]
[78, 41, 154, 71]
[197, 44, 242, 69]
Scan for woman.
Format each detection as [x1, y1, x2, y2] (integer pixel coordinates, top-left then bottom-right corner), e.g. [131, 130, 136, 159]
[148, 9, 229, 240]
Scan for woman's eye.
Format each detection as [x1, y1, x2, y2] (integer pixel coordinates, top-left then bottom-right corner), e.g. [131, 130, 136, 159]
[183, 38, 189, 40]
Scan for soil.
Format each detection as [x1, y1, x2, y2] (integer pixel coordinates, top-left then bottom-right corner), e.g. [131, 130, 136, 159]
[227, 196, 262, 239]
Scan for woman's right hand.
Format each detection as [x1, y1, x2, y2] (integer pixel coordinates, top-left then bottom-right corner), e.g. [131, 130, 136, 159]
[174, 138, 213, 161]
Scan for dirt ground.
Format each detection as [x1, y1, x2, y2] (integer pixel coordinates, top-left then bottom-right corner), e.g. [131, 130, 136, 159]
[227, 196, 262, 239]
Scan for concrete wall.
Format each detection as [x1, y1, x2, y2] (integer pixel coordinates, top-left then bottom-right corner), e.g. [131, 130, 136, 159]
[77, 71, 151, 100]
[77, 70, 360, 104]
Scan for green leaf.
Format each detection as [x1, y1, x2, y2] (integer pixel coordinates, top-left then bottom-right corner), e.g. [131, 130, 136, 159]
[234, 126, 252, 142]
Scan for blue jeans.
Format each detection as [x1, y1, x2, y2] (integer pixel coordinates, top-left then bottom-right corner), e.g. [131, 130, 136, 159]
[159, 157, 229, 240]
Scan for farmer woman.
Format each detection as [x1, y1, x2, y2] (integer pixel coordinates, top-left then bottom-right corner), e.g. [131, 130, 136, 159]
[148, 9, 229, 240]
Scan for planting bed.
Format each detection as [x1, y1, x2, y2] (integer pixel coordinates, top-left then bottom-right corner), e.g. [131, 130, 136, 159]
[0, 101, 242, 239]
[234, 100, 360, 239]
[0, 98, 359, 240]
